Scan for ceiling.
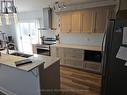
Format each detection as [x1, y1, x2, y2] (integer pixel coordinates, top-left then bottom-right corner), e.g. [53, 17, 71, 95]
[15, 0, 107, 12]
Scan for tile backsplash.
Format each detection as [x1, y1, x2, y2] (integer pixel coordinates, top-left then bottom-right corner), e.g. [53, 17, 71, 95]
[59, 32, 104, 46]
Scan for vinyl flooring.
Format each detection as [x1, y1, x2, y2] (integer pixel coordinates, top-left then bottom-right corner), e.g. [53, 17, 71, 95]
[60, 66, 102, 95]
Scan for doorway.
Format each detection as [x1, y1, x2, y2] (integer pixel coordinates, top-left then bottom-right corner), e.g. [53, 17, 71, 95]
[17, 21, 40, 54]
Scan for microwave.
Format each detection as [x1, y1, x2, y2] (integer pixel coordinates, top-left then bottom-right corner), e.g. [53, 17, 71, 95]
[84, 50, 102, 62]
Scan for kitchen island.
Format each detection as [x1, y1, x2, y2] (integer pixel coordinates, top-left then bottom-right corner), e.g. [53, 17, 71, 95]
[0, 54, 60, 95]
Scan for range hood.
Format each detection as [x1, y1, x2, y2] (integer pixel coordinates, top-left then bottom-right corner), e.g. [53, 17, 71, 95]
[38, 8, 56, 30]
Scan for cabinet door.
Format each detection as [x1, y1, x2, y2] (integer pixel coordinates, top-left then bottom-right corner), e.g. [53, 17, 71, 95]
[63, 48, 84, 60]
[82, 9, 93, 32]
[60, 12, 71, 32]
[51, 46, 64, 65]
[71, 11, 82, 32]
[84, 61, 101, 73]
[58, 48, 64, 65]
[94, 7, 109, 33]
[65, 59, 83, 69]
[50, 46, 57, 57]
[63, 48, 84, 69]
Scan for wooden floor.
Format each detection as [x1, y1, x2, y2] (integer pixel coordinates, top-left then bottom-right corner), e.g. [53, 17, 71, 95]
[0, 66, 102, 95]
[60, 66, 102, 95]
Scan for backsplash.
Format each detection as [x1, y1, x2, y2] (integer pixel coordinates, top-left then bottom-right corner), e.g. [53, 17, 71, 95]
[59, 32, 104, 46]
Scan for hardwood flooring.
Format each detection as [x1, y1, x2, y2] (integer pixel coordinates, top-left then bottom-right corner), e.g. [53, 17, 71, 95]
[60, 66, 102, 95]
[0, 66, 102, 95]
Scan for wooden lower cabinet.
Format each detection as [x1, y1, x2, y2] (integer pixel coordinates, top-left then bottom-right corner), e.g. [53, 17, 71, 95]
[51, 46, 64, 65]
[63, 48, 84, 60]
[64, 59, 83, 69]
[84, 61, 101, 73]
[51, 46, 101, 73]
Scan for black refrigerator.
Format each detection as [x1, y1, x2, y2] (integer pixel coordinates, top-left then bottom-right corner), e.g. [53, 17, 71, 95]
[101, 10, 127, 95]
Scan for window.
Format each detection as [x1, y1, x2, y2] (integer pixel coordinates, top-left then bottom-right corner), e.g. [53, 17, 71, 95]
[17, 20, 40, 54]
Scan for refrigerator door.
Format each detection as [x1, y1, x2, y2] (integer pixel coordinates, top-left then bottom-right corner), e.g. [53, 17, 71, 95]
[102, 18, 127, 95]
[101, 19, 115, 95]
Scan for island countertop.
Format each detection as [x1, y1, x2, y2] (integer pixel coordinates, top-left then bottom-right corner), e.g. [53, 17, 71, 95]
[0, 53, 59, 71]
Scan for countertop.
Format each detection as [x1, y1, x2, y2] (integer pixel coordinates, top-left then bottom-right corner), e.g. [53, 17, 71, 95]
[51, 44, 102, 51]
[0, 53, 59, 72]
[0, 49, 17, 54]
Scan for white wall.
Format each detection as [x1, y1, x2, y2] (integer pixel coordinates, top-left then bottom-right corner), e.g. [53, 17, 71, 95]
[17, 11, 43, 22]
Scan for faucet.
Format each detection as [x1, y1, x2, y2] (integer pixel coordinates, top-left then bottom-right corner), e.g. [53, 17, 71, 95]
[6, 43, 16, 54]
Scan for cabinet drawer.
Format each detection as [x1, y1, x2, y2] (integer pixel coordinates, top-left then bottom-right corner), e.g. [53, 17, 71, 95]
[64, 48, 84, 60]
[84, 61, 101, 72]
[65, 59, 83, 69]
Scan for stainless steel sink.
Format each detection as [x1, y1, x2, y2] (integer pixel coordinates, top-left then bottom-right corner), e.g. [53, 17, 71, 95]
[10, 52, 33, 58]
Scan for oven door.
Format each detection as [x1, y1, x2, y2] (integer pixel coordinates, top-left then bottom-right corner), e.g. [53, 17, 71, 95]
[36, 45, 50, 56]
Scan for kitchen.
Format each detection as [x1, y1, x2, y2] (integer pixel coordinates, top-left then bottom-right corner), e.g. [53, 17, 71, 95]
[0, 0, 127, 95]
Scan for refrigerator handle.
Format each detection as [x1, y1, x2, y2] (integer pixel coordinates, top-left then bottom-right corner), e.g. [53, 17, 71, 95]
[102, 29, 107, 53]
[101, 23, 108, 74]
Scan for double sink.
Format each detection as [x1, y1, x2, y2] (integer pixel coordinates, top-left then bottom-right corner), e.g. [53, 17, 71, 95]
[10, 52, 33, 58]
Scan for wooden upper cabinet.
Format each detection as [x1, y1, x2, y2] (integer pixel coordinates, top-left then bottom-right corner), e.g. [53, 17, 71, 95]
[82, 9, 93, 32]
[71, 12, 82, 32]
[60, 12, 71, 32]
[94, 7, 109, 33]
[59, 6, 114, 33]
[60, 11, 82, 32]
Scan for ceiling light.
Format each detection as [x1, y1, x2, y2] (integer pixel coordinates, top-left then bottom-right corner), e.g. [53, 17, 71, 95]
[62, 3, 66, 9]
[1, 0, 17, 14]
[0, 0, 17, 25]
[53, 1, 66, 11]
